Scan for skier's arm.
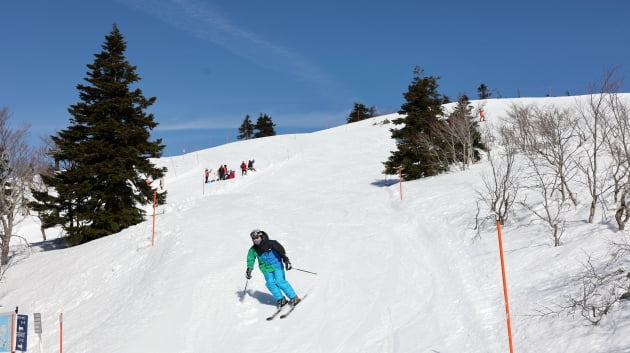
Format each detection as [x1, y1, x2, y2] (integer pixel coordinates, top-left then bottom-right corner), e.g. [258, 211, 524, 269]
[246, 247, 257, 269]
[270, 241, 292, 269]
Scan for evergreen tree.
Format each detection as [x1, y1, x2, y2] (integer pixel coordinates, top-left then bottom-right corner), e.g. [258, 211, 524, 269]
[383, 66, 450, 180]
[237, 114, 254, 140]
[30, 24, 167, 246]
[253, 113, 276, 138]
[477, 83, 492, 99]
[346, 102, 376, 123]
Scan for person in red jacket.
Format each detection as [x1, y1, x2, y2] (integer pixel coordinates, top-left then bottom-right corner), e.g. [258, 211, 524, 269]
[240, 161, 247, 176]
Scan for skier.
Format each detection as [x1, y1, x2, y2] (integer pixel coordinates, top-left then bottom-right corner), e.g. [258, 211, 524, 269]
[245, 229, 301, 309]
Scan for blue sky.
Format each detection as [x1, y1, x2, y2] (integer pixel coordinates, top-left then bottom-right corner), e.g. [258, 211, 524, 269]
[2, 0, 629, 156]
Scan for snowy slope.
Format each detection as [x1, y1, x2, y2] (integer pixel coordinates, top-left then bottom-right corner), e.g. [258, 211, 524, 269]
[5, 95, 630, 353]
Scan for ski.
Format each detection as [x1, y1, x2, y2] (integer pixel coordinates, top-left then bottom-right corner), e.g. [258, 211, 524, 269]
[265, 307, 284, 321]
[280, 294, 308, 319]
[279, 306, 297, 319]
[266, 293, 309, 321]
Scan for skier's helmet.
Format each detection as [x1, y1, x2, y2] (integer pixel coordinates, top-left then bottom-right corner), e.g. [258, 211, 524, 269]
[250, 229, 263, 245]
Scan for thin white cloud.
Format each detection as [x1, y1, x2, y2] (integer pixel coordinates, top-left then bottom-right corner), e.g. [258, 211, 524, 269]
[121, 0, 342, 90]
[155, 109, 348, 132]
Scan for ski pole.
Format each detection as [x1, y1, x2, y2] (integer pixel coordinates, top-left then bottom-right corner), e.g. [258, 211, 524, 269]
[293, 268, 317, 275]
[239, 279, 249, 302]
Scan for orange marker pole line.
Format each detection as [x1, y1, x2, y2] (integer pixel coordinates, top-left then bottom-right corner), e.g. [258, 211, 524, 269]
[496, 220, 515, 353]
[60, 312, 63, 353]
[10, 313, 15, 353]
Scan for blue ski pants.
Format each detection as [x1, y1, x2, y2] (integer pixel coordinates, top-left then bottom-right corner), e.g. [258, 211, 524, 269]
[263, 269, 297, 300]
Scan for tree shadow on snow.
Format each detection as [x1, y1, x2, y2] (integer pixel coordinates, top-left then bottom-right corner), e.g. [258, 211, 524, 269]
[29, 238, 69, 253]
[371, 178, 399, 187]
[238, 289, 276, 306]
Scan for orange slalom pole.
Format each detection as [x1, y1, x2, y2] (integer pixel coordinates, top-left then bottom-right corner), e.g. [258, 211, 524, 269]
[151, 191, 157, 246]
[59, 312, 63, 353]
[496, 220, 515, 353]
[10, 313, 15, 353]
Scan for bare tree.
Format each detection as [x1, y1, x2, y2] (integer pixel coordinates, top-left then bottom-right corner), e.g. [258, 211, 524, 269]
[0, 107, 43, 265]
[615, 183, 630, 230]
[533, 107, 581, 206]
[599, 90, 630, 229]
[425, 96, 485, 172]
[411, 126, 451, 175]
[505, 103, 586, 245]
[508, 104, 581, 207]
[575, 70, 622, 223]
[29, 136, 58, 241]
[518, 163, 568, 247]
[476, 125, 520, 227]
[563, 254, 629, 325]
[531, 235, 630, 324]
[445, 96, 484, 170]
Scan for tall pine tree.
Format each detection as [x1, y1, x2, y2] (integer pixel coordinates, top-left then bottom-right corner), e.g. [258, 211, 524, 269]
[253, 113, 276, 138]
[383, 66, 450, 180]
[30, 24, 167, 246]
[237, 114, 254, 140]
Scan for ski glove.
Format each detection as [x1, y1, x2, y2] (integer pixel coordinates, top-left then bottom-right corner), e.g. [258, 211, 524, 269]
[245, 268, 252, 279]
[282, 256, 292, 270]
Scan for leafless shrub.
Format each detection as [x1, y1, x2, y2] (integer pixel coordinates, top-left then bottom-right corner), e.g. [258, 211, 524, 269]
[530, 247, 629, 325]
[561, 253, 629, 325]
[508, 104, 581, 206]
[475, 125, 520, 230]
[599, 88, 630, 230]
[574, 70, 623, 223]
[0, 107, 44, 265]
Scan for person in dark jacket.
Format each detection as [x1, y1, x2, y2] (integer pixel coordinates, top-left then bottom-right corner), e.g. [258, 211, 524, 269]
[218, 164, 225, 180]
[246, 229, 301, 309]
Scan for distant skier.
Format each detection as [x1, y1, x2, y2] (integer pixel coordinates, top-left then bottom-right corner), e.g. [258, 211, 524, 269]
[245, 229, 301, 309]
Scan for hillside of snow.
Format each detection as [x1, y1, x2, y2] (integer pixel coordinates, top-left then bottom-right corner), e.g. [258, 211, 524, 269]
[5, 95, 630, 353]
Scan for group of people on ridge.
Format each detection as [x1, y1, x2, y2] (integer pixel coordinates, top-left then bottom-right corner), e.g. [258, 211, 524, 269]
[205, 159, 256, 183]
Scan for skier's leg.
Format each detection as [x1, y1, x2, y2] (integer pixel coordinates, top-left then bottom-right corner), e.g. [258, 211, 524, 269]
[263, 271, 285, 300]
[270, 269, 297, 299]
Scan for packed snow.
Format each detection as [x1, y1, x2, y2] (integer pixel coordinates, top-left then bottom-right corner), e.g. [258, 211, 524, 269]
[5, 95, 630, 353]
